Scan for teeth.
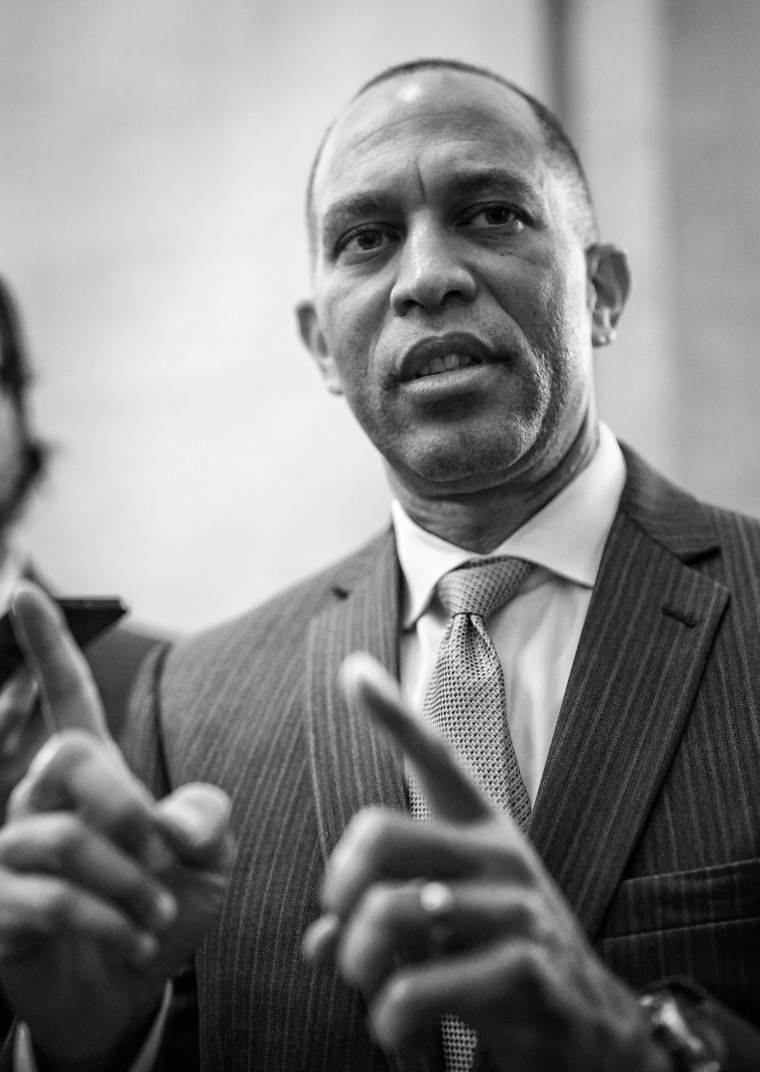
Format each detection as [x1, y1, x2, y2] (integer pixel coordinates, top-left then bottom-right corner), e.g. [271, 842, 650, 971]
[414, 352, 481, 379]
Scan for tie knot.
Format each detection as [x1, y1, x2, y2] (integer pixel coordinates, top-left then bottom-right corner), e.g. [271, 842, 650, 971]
[436, 557, 533, 619]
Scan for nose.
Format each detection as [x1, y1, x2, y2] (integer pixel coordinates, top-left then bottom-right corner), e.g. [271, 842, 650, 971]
[390, 218, 477, 316]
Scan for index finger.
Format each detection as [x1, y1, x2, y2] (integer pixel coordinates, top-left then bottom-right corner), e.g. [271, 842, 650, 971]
[340, 652, 491, 823]
[10, 581, 109, 739]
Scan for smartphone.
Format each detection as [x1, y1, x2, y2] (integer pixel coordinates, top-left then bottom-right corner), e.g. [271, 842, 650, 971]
[0, 596, 128, 686]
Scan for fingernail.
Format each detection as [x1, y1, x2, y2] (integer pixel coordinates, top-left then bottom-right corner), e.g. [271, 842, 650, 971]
[175, 804, 216, 844]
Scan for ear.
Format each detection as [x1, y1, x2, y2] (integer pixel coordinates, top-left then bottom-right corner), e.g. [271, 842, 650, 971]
[295, 300, 343, 395]
[585, 244, 632, 348]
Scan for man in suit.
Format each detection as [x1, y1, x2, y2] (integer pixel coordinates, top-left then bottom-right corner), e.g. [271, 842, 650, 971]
[1, 58, 759, 1071]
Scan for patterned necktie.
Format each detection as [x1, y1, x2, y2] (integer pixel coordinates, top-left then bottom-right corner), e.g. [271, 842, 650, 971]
[408, 556, 534, 1072]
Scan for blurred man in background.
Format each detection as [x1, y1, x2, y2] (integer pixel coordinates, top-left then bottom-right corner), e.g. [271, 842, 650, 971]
[0, 277, 163, 813]
[0, 275, 48, 573]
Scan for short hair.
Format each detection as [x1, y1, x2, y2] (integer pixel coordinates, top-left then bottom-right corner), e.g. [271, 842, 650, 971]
[0, 277, 49, 519]
[306, 58, 598, 257]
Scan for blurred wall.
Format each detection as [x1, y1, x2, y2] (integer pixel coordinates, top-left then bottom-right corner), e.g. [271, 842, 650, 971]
[567, 0, 760, 512]
[0, 0, 549, 631]
[1, 1, 759, 632]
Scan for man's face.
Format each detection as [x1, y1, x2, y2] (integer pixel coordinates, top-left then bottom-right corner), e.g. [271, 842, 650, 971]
[301, 70, 600, 497]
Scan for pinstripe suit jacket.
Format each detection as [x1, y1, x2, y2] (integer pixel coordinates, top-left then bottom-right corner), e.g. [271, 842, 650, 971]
[121, 446, 760, 1071]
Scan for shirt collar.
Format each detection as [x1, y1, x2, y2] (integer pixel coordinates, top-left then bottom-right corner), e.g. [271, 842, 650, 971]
[391, 422, 627, 628]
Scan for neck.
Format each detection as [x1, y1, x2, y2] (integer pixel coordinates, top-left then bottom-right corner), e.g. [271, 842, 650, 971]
[390, 419, 599, 554]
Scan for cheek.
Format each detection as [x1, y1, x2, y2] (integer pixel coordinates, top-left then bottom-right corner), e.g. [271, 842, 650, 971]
[534, 266, 590, 356]
[320, 283, 387, 378]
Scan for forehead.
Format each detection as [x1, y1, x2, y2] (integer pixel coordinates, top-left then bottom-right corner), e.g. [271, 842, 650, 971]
[312, 70, 549, 219]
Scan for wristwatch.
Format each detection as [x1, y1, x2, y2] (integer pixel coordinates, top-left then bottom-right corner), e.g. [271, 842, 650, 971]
[639, 984, 726, 1072]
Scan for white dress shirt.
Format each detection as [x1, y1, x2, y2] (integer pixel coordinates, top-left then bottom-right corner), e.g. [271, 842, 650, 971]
[393, 422, 626, 805]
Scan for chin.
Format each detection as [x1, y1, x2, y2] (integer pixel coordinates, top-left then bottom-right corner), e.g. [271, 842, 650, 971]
[397, 427, 536, 492]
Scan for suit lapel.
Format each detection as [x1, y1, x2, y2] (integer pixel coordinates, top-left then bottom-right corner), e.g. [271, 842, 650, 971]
[305, 530, 444, 1072]
[305, 529, 407, 864]
[530, 449, 729, 940]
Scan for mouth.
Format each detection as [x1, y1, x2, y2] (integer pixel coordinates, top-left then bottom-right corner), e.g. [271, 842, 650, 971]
[398, 333, 499, 383]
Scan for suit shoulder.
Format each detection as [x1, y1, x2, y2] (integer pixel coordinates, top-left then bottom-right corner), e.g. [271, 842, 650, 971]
[701, 498, 760, 538]
[85, 622, 168, 738]
[619, 443, 760, 567]
[701, 501, 760, 583]
[161, 527, 393, 680]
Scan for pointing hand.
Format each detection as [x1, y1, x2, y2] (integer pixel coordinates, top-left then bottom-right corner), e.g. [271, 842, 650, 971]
[0, 583, 235, 1072]
[304, 653, 669, 1072]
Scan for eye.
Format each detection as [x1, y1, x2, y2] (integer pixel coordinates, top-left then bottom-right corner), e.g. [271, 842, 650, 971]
[460, 204, 527, 234]
[336, 225, 396, 262]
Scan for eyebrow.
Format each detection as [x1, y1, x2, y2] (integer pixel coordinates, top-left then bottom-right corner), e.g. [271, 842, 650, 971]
[321, 193, 398, 245]
[319, 166, 543, 244]
[444, 167, 542, 206]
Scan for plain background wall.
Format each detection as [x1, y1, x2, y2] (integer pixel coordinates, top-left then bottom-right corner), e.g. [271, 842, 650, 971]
[1, 0, 549, 631]
[567, 0, 760, 512]
[2, 1, 760, 632]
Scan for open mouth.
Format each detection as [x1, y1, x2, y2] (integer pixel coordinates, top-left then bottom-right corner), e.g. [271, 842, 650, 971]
[399, 332, 497, 383]
[412, 352, 485, 379]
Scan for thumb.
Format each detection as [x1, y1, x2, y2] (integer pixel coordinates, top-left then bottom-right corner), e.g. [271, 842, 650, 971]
[155, 783, 235, 867]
